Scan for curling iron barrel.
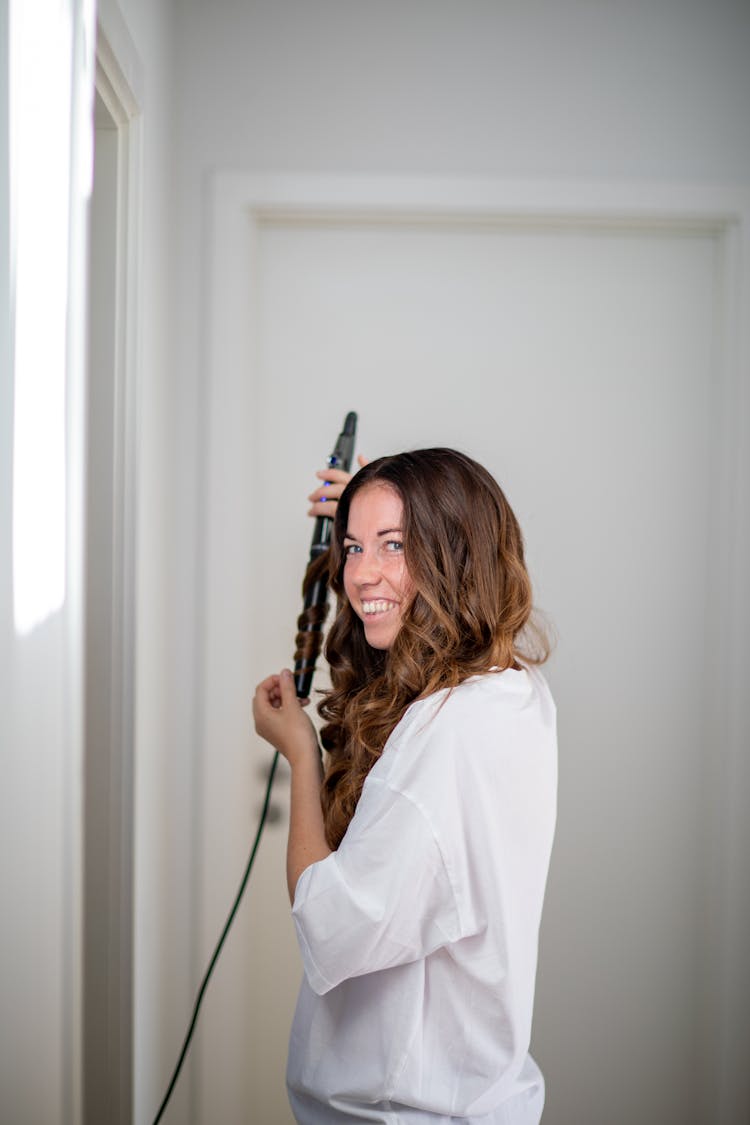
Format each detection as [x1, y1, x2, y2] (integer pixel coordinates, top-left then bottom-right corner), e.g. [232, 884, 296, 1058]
[294, 412, 358, 699]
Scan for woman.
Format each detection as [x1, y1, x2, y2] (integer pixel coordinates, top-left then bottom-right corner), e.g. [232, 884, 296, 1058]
[253, 449, 557, 1125]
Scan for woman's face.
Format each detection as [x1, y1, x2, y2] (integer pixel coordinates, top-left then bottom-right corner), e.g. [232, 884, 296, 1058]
[342, 483, 413, 650]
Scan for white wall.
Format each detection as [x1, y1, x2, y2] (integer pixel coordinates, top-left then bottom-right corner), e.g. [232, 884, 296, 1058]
[138, 1, 750, 1122]
[172, 0, 750, 181]
[0, 0, 95, 1120]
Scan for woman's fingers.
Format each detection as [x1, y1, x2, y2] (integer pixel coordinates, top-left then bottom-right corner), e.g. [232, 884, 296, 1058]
[306, 457, 368, 518]
[253, 670, 319, 763]
[253, 674, 280, 718]
[308, 478, 347, 516]
[308, 481, 347, 503]
[315, 467, 352, 485]
[308, 470, 349, 504]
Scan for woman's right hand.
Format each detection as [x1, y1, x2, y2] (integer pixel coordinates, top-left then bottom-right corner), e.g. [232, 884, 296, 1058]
[253, 669, 319, 767]
[307, 454, 368, 519]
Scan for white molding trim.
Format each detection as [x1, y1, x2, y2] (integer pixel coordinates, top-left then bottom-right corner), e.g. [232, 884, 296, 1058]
[203, 173, 750, 1124]
[216, 171, 749, 224]
[83, 12, 142, 1123]
[95, 0, 144, 113]
[95, 36, 139, 127]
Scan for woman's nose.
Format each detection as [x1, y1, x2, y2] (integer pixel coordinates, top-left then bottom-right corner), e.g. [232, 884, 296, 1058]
[352, 549, 381, 586]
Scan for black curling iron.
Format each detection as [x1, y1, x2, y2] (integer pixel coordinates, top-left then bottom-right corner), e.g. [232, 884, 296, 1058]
[294, 411, 358, 698]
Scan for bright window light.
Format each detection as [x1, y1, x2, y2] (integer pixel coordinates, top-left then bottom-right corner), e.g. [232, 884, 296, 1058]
[10, 0, 74, 635]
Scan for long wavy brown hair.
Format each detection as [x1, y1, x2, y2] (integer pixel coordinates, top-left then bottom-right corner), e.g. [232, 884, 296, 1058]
[318, 448, 549, 849]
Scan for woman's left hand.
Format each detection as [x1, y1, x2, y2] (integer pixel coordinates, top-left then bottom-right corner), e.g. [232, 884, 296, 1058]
[307, 454, 369, 519]
[253, 668, 320, 767]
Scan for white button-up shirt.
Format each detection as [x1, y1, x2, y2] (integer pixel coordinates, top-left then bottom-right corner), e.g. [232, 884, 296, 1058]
[288, 666, 557, 1124]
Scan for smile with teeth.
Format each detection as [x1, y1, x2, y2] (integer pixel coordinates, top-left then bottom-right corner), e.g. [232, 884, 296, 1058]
[361, 599, 398, 616]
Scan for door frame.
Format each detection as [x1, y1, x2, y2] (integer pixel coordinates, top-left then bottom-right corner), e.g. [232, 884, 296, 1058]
[200, 173, 750, 1122]
[83, 6, 142, 1121]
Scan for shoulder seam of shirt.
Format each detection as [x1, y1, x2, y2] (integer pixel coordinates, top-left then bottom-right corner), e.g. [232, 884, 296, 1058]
[367, 776, 471, 939]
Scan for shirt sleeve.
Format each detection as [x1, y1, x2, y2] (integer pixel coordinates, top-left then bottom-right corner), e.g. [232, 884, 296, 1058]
[291, 775, 466, 996]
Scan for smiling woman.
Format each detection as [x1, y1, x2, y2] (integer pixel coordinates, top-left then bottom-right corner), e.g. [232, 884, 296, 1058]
[253, 448, 556, 1125]
[342, 483, 412, 650]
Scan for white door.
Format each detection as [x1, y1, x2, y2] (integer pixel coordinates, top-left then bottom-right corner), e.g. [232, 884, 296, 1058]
[197, 191, 738, 1125]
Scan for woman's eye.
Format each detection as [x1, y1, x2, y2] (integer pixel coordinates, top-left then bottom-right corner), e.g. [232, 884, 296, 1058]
[343, 543, 361, 556]
[385, 540, 404, 553]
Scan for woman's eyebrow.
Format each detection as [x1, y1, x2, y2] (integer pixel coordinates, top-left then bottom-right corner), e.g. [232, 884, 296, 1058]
[344, 527, 402, 540]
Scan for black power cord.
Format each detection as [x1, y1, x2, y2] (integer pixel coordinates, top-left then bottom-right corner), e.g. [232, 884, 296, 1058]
[152, 750, 280, 1124]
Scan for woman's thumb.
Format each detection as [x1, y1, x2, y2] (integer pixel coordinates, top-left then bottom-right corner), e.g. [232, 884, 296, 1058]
[280, 667, 298, 702]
